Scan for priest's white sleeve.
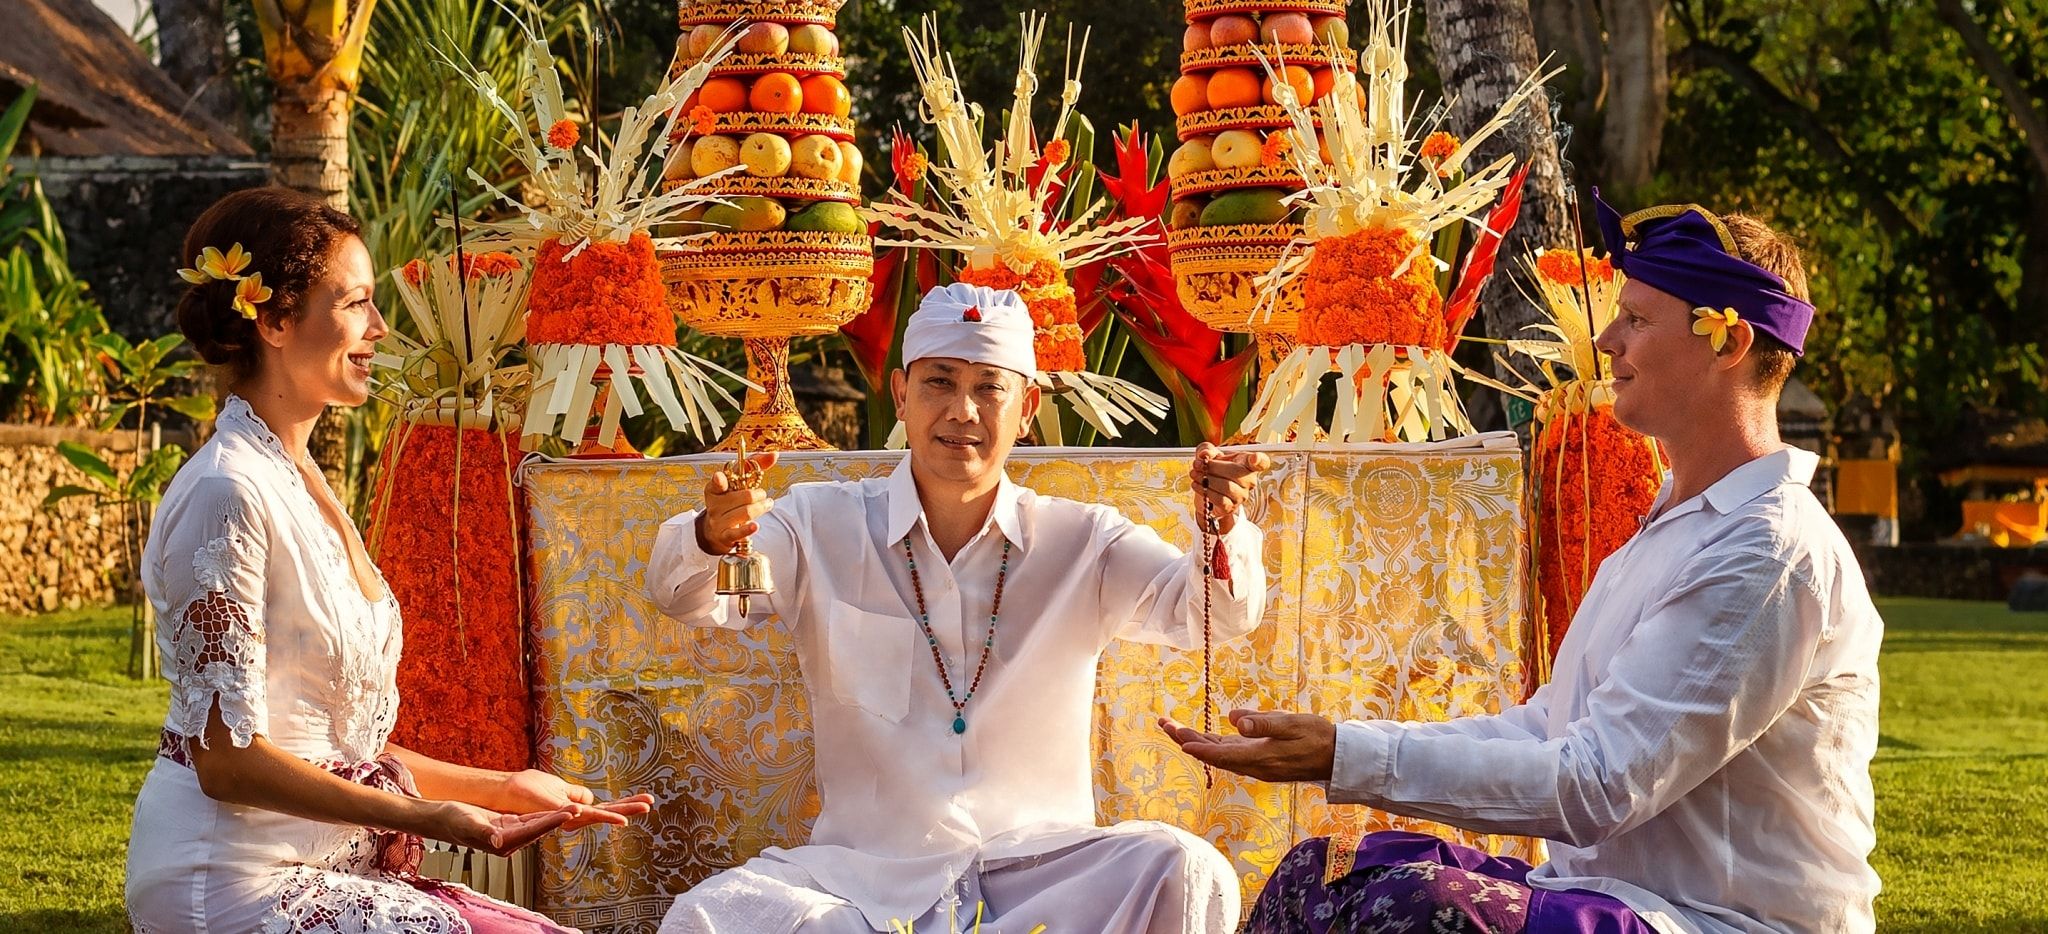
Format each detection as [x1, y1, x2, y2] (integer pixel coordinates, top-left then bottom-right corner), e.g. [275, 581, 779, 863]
[1094, 505, 1266, 650]
[1326, 548, 1824, 845]
[647, 492, 803, 629]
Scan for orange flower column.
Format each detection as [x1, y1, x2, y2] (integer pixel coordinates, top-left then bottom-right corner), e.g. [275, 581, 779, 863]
[368, 422, 531, 771]
[1528, 383, 1664, 685]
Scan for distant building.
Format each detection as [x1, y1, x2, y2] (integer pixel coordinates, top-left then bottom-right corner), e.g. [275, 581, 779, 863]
[1, 0, 265, 338]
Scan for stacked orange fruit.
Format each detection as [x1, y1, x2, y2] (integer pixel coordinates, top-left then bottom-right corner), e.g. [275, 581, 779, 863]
[1166, 0, 1349, 230]
[665, 0, 865, 235]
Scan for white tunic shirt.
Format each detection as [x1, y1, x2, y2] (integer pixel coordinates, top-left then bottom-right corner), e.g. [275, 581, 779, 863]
[1328, 448, 1882, 934]
[647, 454, 1266, 927]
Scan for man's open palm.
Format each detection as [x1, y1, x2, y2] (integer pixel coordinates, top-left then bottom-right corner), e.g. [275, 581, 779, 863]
[1158, 709, 1338, 783]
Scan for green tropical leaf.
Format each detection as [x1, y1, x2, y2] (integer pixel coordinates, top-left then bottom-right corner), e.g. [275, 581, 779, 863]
[0, 85, 35, 164]
[125, 446, 188, 503]
[96, 401, 135, 433]
[41, 484, 100, 509]
[163, 394, 217, 421]
[54, 440, 117, 489]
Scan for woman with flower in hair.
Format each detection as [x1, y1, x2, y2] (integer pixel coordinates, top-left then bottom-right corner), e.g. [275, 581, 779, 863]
[126, 186, 653, 933]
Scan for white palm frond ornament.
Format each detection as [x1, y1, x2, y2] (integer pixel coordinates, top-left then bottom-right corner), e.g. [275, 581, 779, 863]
[864, 14, 1169, 444]
[440, 21, 753, 448]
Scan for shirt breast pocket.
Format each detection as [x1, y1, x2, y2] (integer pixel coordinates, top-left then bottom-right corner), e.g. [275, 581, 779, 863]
[825, 599, 911, 723]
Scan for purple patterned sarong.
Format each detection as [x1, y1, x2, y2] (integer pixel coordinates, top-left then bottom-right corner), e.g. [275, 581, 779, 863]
[1244, 831, 1656, 934]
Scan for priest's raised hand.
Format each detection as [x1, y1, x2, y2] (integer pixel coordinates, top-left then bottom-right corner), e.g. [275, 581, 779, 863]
[695, 450, 778, 555]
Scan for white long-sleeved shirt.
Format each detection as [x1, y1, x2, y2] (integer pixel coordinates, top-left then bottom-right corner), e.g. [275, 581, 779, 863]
[1329, 448, 1882, 934]
[647, 453, 1266, 928]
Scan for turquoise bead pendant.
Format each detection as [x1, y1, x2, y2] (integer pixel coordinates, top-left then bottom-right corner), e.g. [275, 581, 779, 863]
[952, 716, 967, 735]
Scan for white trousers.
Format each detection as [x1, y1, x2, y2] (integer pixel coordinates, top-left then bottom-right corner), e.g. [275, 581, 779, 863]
[658, 822, 1240, 934]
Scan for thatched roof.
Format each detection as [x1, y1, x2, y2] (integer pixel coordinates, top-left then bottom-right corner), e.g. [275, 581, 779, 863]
[0, 0, 250, 157]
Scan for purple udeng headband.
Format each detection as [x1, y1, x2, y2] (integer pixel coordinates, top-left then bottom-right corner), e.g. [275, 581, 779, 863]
[1594, 188, 1815, 356]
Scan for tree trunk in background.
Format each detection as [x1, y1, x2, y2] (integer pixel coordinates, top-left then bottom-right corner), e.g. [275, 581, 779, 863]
[269, 81, 352, 210]
[273, 82, 353, 496]
[1598, 0, 1669, 194]
[153, 0, 240, 130]
[1425, 0, 1576, 428]
[252, 0, 377, 491]
[1529, 0, 1606, 153]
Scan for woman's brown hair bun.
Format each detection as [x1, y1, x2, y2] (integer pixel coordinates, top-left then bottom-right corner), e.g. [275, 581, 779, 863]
[174, 187, 361, 382]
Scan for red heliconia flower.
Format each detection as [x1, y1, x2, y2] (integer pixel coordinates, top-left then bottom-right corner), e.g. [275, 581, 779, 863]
[844, 248, 904, 390]
[1443, 161, 1530, 349]
[1096, 124, 1170, 225]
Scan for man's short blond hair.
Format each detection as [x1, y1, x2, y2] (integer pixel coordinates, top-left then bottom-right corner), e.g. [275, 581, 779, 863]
[1719, 213, 1809, 391]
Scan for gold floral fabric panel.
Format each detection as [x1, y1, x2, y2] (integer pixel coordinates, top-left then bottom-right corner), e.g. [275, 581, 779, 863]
[523, 447, 1533, 931]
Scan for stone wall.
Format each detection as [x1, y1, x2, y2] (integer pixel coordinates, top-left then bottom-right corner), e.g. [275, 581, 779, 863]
[0, 423, 196, 615]
[33, 154, 270, 339]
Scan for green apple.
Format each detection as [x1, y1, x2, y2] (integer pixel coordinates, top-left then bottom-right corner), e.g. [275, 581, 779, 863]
[1209, 130, 1264, 170]
[690, 135, 741, 176]
[741, 132, 793, 178]
[1200, 188, 1290, 226]
[1168, 138, 1217, 179]
[786, 201, 864, 234]
[790, 134, 844, 181]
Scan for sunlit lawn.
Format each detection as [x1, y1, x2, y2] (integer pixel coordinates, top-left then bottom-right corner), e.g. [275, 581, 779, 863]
[1, 599, 2043, 932]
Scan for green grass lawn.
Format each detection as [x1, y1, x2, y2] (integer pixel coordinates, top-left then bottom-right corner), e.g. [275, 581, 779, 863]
[1, 599, 2044, 932]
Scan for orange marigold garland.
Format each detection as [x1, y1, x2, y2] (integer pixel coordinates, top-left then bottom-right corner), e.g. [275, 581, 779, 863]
[900, 151, 929, 184]
[1535, 248, 1615, 288]
[367, 422, 531, 771]
[1529, 387, 1665, 685]
[1418, 130, 1461, 176]
[1040, 138, 1073, 167]
[689, 105, 717, 137]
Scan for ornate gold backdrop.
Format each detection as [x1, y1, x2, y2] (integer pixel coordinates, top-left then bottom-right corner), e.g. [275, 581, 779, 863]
[522, 441, 1536, 932]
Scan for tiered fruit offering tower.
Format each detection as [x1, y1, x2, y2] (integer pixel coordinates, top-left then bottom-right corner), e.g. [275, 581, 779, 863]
[1164, 0, 1349, 396]
[662, 0, 875, 452]
[668, 3, 863, 235]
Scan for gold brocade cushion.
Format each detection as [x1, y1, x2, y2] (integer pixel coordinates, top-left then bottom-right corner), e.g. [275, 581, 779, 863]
[521, 445, 1537, 930]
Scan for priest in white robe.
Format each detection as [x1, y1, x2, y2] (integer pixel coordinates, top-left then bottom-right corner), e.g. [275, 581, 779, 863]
[647, 282, 1272, 934]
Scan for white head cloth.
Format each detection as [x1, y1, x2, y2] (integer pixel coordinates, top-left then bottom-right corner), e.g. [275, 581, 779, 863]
[900, 282, 1039, 380]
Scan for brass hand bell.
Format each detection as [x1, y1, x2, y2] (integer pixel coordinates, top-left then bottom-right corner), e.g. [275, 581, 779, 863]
[714, 439, 774, 615]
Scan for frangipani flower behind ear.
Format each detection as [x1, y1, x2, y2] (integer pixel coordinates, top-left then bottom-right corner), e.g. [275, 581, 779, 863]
[232, 273, 272, 320]
[178, 242, 254, 284]
[1692, 305, 1740, 352]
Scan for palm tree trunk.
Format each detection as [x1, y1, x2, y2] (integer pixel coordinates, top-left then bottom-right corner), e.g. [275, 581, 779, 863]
[270, 81, 352, 211]
[1424, 0, 1576, 427]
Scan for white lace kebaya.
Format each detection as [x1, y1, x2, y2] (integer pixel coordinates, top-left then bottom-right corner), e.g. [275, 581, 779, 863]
[125, 396, 566, 934]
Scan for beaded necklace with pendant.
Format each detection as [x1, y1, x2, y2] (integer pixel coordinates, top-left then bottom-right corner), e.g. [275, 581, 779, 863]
[902, 535, 1010, 735]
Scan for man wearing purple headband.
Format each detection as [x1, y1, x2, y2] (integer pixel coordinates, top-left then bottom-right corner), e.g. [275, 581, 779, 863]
[1161, 194, 1882, 934]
